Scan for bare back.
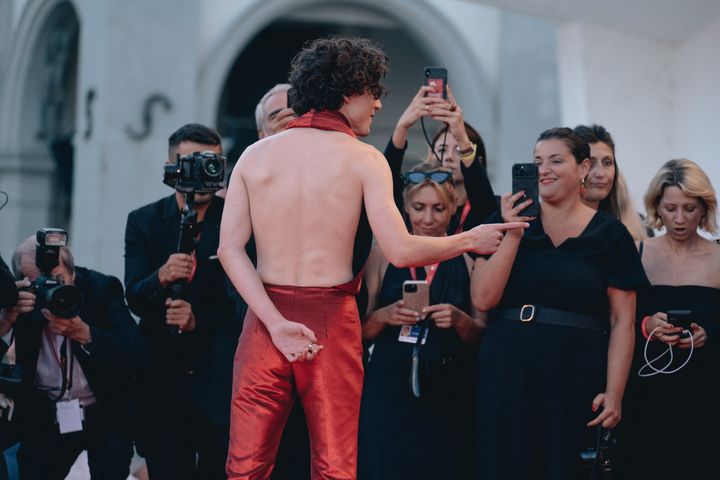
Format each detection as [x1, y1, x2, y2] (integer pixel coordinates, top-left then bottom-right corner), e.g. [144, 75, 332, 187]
[238, 128, 377, 287]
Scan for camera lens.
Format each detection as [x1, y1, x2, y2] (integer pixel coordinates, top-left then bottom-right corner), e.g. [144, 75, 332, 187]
[202, 158, 223, 179]
[46, 284, 82, 318]
[404, 284, 418, 292]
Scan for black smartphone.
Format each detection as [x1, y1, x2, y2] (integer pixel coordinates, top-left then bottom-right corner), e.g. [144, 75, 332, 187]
[511, 163, 540, 217]
[666, 309, 692, 338]
[424, 67, 447, 99]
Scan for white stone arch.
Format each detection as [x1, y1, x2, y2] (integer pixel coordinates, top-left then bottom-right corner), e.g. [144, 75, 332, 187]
[0, 0, 79, 254]
[197, 0, 494, 138]
[0, 0, 78, 151]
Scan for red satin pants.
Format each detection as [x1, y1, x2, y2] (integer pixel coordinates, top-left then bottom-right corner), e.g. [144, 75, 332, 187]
[226, 284, 364, 480]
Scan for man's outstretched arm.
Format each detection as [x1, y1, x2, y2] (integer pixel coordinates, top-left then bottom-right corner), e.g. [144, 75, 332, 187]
[361, 149, 526, 267]
[218, 157, 322, 362]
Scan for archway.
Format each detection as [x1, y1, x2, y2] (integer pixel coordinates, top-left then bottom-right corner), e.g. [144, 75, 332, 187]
[0, 0, 79, 250]
[200, 0, 492, 167]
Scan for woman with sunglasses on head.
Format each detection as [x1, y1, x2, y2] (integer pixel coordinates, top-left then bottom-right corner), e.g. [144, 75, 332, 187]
[471, 128, 648, 480]
[358, 163, 485, 480]
[621, 159, 720, 480]
[385, 85, 497, 234]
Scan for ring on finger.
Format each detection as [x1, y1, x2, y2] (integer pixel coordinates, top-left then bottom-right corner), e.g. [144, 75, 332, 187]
[450, 103, 457, 112]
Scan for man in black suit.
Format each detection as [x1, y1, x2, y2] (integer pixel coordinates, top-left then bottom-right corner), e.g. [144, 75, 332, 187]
[124, 123, 237, 479]
[0, 235, 145, 479]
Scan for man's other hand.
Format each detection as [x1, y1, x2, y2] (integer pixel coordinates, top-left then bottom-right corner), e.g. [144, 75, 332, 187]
[165, 298, 196, 332]
[41, 308, 92, 344]
[158, 253, 194, 287]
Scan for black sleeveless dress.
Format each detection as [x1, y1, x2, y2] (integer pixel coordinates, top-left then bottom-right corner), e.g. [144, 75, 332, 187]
[358, 255, 477, 480]
[623, 282, 720, 480]
[475, 210, 648, 480]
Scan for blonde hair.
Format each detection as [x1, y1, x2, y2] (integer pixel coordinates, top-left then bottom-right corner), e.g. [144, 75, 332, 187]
[615, 172, 647, 241]
[402, 163, 457, 213]
[644, 159, 718, 233]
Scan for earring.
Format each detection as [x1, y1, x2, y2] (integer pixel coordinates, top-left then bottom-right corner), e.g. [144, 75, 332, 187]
[580, 177, 587, 196]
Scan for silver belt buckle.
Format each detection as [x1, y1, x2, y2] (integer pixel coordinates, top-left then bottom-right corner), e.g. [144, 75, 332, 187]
[520, 304, 535, 322]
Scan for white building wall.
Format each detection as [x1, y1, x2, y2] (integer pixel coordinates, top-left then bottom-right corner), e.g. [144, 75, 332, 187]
[69, 0, 201, 277]
[673, 16, 720, 206]
[556, 22, 675, 215]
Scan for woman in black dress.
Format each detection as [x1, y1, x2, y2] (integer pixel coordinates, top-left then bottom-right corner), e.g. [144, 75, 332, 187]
[358, 164, 485, 480]
[471, 128, 647, 479]
[623, 159, 720, 480]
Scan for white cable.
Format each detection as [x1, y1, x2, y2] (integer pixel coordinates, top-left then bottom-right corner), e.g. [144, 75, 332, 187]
[637, 326, 694, 377]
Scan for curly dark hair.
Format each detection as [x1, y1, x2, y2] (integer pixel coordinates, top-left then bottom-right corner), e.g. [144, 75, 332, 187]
[288, 37, 389, 115]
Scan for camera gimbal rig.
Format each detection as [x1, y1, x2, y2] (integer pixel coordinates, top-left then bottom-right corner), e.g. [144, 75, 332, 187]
[169, 193, 199, 335]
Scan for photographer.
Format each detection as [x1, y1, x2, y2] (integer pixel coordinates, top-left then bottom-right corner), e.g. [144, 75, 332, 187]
[1, 253, 18, 480]
[124, 123, 236, 479]
[0, 233, 145, 480]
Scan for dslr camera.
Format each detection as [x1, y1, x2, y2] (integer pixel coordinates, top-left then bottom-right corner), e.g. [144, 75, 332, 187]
[163, 151, 226, 193]
[24, 228, 82, 319]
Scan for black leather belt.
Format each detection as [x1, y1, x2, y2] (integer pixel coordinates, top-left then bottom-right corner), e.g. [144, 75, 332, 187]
[493, 305, 607, 333]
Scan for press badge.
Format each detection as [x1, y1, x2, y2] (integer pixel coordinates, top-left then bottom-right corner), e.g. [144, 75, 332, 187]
[398, 325, 428, 344]
[56, 398, 84, 433]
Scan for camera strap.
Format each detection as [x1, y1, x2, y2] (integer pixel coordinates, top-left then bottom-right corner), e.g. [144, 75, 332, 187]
[44, 330, 73, 401]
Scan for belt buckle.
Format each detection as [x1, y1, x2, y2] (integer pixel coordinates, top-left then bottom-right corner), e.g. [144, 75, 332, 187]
[520, 304, 535, 322]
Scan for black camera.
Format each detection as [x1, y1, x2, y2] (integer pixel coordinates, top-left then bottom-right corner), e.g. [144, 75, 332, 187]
[581, 427, 621, 480]
[24, 229, 82, 319]
[163, 151, 226, 193]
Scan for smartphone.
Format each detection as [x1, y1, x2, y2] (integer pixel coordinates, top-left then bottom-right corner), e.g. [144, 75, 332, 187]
[424, 67, 447, 99]
[666, 309, 692, 338]
[402, 280, 430, 314]
[512, 163, 540, 217]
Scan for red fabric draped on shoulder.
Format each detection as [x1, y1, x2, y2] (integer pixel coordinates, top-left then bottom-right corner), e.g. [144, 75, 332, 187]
[286, 110, 356, 138]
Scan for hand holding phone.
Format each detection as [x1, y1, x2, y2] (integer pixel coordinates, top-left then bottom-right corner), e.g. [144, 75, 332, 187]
[424, 67, 447, 100]
[511, 163, 540, 218]
[665, 309, 692, 338]
[402, 280, 429, 315]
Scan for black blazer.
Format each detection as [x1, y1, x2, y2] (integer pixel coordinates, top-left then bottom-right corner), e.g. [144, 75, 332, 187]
[7, 266, 145, 432]
[124, 194, 238, 430]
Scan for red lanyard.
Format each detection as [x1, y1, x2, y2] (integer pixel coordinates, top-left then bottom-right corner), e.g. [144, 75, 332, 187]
[454, 202, 472, 234]
[409, 263, 440, 286]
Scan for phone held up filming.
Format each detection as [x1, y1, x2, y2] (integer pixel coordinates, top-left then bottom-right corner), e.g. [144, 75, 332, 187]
[424, 67, 447, 100]
[511, 163, 540, 218]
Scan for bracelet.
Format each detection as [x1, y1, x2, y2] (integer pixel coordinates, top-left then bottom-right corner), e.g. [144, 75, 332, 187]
[640, 315, 651, 340]
[456, 142, 476, 157]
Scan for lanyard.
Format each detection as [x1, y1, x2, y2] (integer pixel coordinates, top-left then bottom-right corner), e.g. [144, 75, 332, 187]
[409, 262, 440, 286]
[44, 329, 73, 401]
[454, 202, 472, 234]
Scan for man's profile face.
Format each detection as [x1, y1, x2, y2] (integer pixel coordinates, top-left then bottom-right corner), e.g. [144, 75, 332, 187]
[169, 141, 224, 205]
[342, 91, 382, 137]
[260, 90, 290, 138]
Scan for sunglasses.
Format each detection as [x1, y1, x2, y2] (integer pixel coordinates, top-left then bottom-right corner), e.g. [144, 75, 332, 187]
[403, 171, 454, 186]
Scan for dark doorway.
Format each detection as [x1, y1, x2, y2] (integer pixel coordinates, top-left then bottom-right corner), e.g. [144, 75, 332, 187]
[216, 13, 435, 167]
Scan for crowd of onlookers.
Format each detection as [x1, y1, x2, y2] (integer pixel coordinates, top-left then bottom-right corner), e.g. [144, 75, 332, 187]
[2, 44, 719, 480]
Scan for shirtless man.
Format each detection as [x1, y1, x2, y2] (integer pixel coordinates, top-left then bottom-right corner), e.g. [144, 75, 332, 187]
[218, 37, 526, 480]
